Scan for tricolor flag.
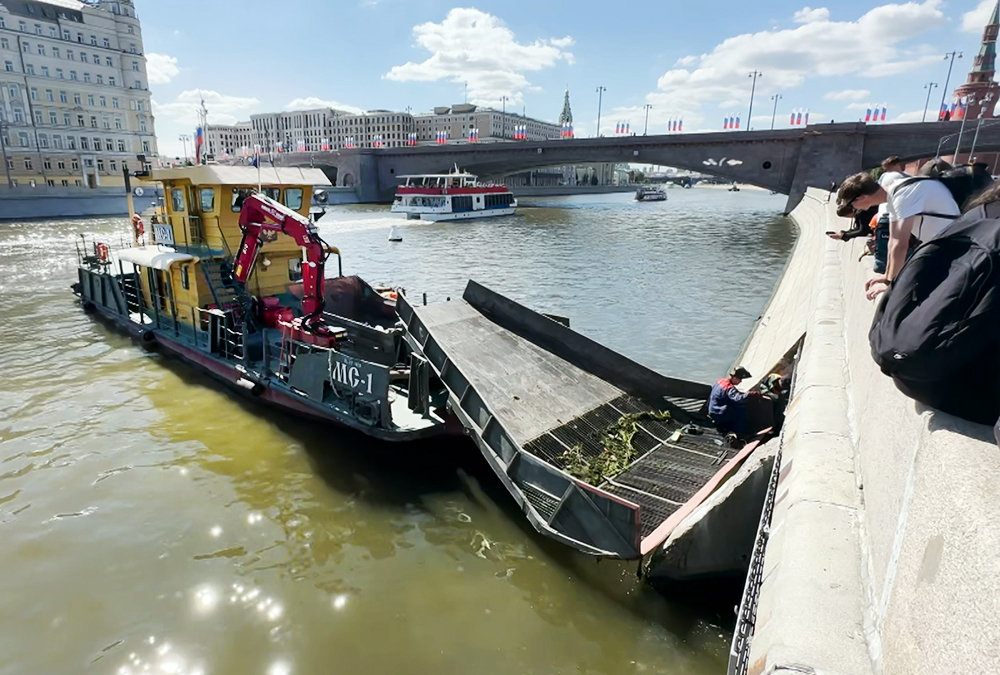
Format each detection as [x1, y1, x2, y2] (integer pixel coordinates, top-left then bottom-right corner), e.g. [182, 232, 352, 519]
[724, 117, 730, 130]
[274, 141, 283, 154]
[790, 110, 796, 125]
[865, 105, 872, 123]
[734, 116, 740, 130]
[321, 138, 330, 151]
[625, 122, 630, 134]
[408, 132, 417, 146]
[678, 119, 683, 132]
[615, 122, 621, 134]
[195, 126, 204, 164]
[804, 110, 810, 126]
[939, 103, 948, 121]
[241, 146, 249, 157]
[374, 135, 383, 148]
[880, 105, 887, 122]
[796, 110, 803, 126]
[296, 138, 306, 152]
[253, 144, 262, 155]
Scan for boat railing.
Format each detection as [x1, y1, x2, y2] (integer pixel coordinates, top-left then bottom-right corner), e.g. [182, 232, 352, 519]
[192, 307, 243, 361]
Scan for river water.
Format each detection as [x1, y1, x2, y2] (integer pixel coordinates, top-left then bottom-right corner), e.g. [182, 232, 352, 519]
[0, 187, 794, 675]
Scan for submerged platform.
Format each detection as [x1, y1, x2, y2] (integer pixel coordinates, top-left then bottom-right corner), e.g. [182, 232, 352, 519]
[397, 281, 768, 558]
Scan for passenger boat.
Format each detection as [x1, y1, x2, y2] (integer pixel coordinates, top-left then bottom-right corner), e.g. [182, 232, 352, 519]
[390, 168, 516, 221]
[73, 165, 458, 442]
[635, 185, 668, 201]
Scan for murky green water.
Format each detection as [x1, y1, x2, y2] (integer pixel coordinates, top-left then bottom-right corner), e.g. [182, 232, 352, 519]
[0, 187, 794, 675]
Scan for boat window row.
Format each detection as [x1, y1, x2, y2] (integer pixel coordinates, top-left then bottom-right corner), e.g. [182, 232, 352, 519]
[484, 193, 514, 208]
[169, 187, 303, 215]
[409, 196, 447, 208]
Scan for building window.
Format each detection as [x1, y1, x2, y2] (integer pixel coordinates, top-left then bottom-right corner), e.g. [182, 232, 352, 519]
[90, 35, 97, 46]
[56, 68, 63, 79]
[74, 93, 81, 105]
[93, 136, 101, 149]
[80, 52, 88, 63]
[110, 159, 117, 171]
[80, 137, 89, 149]
[117, 139, 125, 152]
[0, 38, 7, 50]
[132, 61, 139, 72]
[97, 159, 104, 172]
[29, 87, 38, 100]
[53, 136, 62, 149]
[52, 47, 59, 58]
[70, 70, 77, 81]
[136, 101, 143, 111]
[61, 180, 68, 186]
[28, 179, 36, 187]
[67, 137, 76, 150]
[105, 56, 113, 67]
[45, 89, 53, 102]
[112, 97, 119, 109]
[75, 179, 81, 186]
[103, 38, 110, 48]
[62, 113, 69, 125]
[57, 160, 65, 169]
[25, 64, 34, 75]
[3, 61, 13, 73]
[72, 159, 79, 170]
[41, 66, 49, 77]
[76, 33, 83, 43]
[18, 132, 28, 146]
[90, 116, 97, 128]
[103, 118, 110, 129]
[96, 75, 103, 85]
[129, 44, 137, 54]
[25, 158, 33, 170]
[67, 50, 74, 61]
[142, 140, 150, 153]
[34, 24, 42, 36]
[19, 21, 27, 32]
[134, 80, 141, 89]
[76, 114, 84, 127]
[37, 44, 45, 55]
[139, 119, 147, 132]
[49, 111, 57, 124]
[83, 73, 90, 83]
[0, 17, 4, 28]
[49, 27, 57, 38]
[43, 158, 51, 170]
[114, 118, 122, 129]
[39, 134, 47, 148]
[128, 25, 134, 35]
[108, 76, 116, 86]
[105, 138, 113, 150]
[33, 110, 42, 124]
[59, 91, 67, 103]
[63, 30, 70, 40]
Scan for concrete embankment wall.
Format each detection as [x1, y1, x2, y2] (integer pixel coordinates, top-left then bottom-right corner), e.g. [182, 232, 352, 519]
[744, 188, 1000, 675]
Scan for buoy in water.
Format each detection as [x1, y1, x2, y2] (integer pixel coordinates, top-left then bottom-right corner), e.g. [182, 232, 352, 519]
[388, 227, 403, 242]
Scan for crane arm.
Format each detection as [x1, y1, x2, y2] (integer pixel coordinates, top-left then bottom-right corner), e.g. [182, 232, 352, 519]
[233, 192, 328, 326]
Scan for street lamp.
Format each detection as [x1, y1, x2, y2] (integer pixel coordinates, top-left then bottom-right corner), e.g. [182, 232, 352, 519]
[643, 104, 652, 135]
[501, 95, 509, 140]
[922, 82, 939, 122]
[769, 94, 782, 130]
[596, 86, 606, 138]
[955, 95, 972, 161]
[969, 93, 994, 160]
[940, 51, 963, 115]
[747, 71, 762, 131]
[179, 134, 190, 161]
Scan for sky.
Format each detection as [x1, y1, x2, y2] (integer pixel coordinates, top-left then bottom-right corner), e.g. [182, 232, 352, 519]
[137, 0, 999, 159]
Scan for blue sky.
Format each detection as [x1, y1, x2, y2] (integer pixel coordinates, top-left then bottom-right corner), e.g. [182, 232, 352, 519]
[139, 0, 998, 158]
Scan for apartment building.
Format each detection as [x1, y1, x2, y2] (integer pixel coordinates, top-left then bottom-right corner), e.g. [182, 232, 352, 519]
[413, 103, 562, 142]
[204, 121, 251, 158]
[0, 0, 156, 190]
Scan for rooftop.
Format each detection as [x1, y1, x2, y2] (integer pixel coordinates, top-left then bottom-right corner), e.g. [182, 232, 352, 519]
[151, 165, 331, 187]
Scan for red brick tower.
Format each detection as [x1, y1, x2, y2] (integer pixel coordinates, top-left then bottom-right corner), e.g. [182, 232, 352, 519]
[953, 1, 1000, 120]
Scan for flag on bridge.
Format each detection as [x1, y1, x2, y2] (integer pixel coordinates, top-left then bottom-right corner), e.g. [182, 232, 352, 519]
[804, 110, 810, 126]
[865, 105, 872, 123]
[734, 116, 740, 129]
[724, 116, 729, 130]
[796, 110, 803, 126]
[296, 138, 306, 152]
[880, 105, 887, 122]
[274, 141, 283, 154]
[321, 138, 330, 151]
[241, 146, 249, 157]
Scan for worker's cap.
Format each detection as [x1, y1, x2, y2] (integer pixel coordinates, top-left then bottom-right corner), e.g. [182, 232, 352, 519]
[730, 367, 752, 379]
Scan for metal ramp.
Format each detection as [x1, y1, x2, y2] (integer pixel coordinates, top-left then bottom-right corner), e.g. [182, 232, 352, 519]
[397, 281, 759, 559]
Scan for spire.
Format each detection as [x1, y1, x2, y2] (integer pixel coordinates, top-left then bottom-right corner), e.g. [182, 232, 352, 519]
[972, 0, 1000, 77]
[558, 88, 573, 126]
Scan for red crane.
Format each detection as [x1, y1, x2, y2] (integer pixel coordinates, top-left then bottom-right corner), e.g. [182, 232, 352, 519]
[232, 192, 339, 347]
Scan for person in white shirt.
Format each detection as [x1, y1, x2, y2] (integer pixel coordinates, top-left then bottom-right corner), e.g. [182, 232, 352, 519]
[836, 171, 960, 300]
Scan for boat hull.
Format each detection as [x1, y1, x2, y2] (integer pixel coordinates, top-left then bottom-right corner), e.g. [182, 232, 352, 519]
[391, 207, 516, 222]
[76, 288, 459, 443]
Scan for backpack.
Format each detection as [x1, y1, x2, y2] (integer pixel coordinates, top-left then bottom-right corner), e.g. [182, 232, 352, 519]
[893, 163, 995, 219]
[869, 203, 1000, 425]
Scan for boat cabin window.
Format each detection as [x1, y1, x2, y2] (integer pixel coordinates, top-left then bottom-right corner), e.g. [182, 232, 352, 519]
[231, 188, 251, 212]
[180, 265, 190, 290]
[284, 188, 303, 211]
[170, 188, 185, 212]
[263, 187, 280, 202]
[199, 188, 215, 213]
[288, 257, 303, 282]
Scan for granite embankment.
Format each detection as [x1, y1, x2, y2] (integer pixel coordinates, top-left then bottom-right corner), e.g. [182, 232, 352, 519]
[741, 188, 1000, 674]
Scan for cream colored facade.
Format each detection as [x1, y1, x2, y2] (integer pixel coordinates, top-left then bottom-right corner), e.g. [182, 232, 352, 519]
[0, 0, 156, 190]
[413, 104, 562, 142]
[204, 121, 251, 158]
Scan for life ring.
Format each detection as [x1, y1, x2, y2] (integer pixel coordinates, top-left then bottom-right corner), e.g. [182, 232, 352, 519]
[131, 214, 145, 238]
[134, 187, 144, 197]
[95, 242, 110, 262]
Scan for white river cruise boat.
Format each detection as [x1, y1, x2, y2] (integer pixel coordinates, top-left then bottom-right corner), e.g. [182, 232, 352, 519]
[391, 170, 517, 221]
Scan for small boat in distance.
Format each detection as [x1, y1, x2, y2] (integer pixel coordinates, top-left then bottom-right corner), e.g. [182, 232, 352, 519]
[388, 227, 403, 242]
[728, 182, 741, 192]
[391, 167, 516, 221]
[635, 185, 668, 202]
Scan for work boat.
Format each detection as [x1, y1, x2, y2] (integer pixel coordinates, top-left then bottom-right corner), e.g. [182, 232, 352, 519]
[73, 165, 457, 442]
[390, 169, 516, 221]
[635, 185, 667, 202]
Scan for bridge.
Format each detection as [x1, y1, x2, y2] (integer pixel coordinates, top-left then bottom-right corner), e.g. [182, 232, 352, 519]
[275, 121, 1000, 212]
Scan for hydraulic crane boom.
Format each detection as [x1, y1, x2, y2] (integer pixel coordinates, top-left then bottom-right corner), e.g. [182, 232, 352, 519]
[233, 192, 334, 342]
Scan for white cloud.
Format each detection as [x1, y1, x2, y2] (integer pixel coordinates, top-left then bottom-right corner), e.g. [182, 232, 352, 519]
[962, 0, 995, 32]
[146, 53, 180, 85]
[284, 97, 365, 115]
[384, 8, 574, 105]
[794, 7, 830, 23]
[632, 1, 945, 135]
[825, 88, 870, 101]
[894, 110, 927, 123]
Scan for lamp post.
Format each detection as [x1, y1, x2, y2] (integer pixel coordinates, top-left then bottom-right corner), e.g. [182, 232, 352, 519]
[922, 82, 939, 122]
[501, 95, 508, 140]
[969, 93, 994, 160]
[0, 120, 13, 188]
[179, 134, 190, 162]
[643, 104, 652, 135]
[940, 51, 963, 115]
[955, 95, 971, 162]
[769, 94, 782, 130]
[595, 86, 606, 137]
[747, 70, 762, 131]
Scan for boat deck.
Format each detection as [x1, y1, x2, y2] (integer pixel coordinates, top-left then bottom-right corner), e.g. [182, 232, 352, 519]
[398, 281, 762, 559]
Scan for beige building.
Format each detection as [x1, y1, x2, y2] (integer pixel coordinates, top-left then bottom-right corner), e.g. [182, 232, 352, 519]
[204, 121, 251, 158]
[0, 0, 156, 190]
[243, 108, 416, 152]
[414, 103, 562, 142]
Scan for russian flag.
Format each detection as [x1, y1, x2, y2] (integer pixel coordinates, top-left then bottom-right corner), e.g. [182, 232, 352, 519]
[804, 110, 809, 126]
[865, 106, 872, 122]
[796, 111, 803, 126]
[724, 117, 729, 130]
[880, 105, 887, 122]
[790, 110, 796, 125]
[735, 116, 740, 129]
[195, 126, 204, 164]
[678, 119, 682, 132]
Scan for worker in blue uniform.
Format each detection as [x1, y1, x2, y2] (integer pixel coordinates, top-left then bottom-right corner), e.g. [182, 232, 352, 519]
[709, 366, 755, 440]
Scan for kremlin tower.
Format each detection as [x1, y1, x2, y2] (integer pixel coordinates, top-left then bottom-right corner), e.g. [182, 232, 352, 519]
[952, 1, 1000, 120]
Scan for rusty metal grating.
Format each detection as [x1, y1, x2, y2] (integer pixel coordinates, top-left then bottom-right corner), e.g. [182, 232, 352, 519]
[521, 482, 561, 522]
